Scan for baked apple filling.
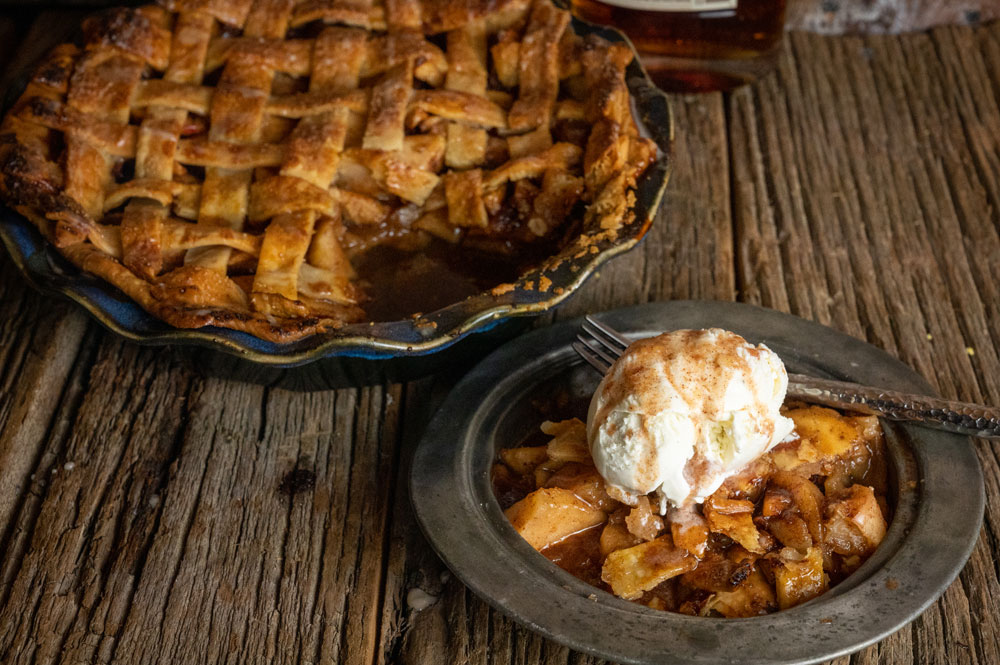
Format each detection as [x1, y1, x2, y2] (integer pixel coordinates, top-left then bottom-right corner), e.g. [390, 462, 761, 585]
[494, 405, 890, 616]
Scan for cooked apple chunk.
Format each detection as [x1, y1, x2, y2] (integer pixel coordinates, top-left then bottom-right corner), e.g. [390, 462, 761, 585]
[767, 513, 812, 550]
[545, 463, 618, 512]
[670, 507, 709, 557]
[500, 446, 549, 475]
[824, 485, 887, 556]
[541, 418, 591, 463]
[769, 470, 825, 543]
[703, 495, 766, 554]
[505, 487, 607, 551]
[625, 495, 664, 542]
[680, 550, 751, 593]
[701, 568, 777, 617]
[602, 536, 696, 600]
[772, 406, 879, 476]
[773, 546, 828, 610]
[599, 521, 641, 557]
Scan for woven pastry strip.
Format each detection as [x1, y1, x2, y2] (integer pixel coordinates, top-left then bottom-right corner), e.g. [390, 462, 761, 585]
[0, 0, 656, 342]
[444, 21, 488, 169]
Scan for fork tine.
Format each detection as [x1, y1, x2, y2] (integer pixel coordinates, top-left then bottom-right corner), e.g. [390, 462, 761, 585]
[576, 334, 619, 368]
[583, 315, 631, 350]
[581, 317, 629, 370]
[574, 315, 633, 376]
[572, 341, 612, 375]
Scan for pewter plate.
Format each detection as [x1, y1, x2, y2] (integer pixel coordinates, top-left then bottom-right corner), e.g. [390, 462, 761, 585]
[410, 301, 984, 665]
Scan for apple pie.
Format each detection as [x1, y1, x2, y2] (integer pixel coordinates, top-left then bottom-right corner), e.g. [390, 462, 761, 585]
[0, 0, 656, 342]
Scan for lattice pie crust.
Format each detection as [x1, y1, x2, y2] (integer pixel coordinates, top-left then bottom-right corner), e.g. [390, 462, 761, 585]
[0, 0, 655, 342]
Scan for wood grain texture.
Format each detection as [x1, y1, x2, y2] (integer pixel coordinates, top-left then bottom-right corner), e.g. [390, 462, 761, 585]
[0, 7, 998, 665]
[0, 10, 92, 578]
[0, 235, 89, 568]
[0, 10, 83, 539]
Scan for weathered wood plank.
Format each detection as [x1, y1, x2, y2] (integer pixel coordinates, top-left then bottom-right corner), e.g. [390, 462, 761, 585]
[378, 375, 609, 665]
[105, 381, 402, 665]
[0, 7, 998, 665]
[0, 309, 408, 663]
[0, 341, 193, 664]
[729, 24, 1000, 665]
[0, 9, 92, 598]
[0, 256, 89, 561]
[0, 322, 97, 609]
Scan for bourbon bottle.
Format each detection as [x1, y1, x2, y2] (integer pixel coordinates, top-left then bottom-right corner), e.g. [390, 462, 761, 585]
[570, 0, 786, 92]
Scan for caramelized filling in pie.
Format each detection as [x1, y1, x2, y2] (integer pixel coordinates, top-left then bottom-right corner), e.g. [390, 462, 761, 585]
[0, 0, 655, 341]
[494, 404, 891, 616]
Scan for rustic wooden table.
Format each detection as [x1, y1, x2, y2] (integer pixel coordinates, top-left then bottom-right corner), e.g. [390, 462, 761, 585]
[0, 5, 998, 665]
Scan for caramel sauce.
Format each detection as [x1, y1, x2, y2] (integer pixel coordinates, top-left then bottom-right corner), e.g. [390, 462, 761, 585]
[353, 240, 525, 321]
[542, 524, 606, 588]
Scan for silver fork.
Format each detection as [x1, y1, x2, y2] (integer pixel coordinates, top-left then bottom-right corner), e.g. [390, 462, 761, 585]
[574, 315, 1000, 440]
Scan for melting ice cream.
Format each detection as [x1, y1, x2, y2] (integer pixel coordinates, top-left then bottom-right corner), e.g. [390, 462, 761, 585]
[587, 328, 794, 513]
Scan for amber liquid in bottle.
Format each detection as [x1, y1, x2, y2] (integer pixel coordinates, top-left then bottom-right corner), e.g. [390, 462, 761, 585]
[570, 0, 786, 92]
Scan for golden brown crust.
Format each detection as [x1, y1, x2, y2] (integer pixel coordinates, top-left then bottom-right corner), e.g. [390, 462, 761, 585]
[0, 0, 653, 343]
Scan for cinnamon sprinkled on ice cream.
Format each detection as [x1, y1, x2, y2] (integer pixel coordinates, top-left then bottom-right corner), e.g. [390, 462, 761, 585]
[587, 329, 794, 513]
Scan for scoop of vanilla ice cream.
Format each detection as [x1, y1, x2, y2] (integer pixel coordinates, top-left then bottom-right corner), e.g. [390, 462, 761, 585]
[587, 328, 794, 513]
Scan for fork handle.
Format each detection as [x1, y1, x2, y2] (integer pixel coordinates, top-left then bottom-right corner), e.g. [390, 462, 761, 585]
[788, 374, 1000, 439]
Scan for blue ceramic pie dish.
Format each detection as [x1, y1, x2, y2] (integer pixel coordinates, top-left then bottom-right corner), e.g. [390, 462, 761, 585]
[0, 18, 672, 386]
